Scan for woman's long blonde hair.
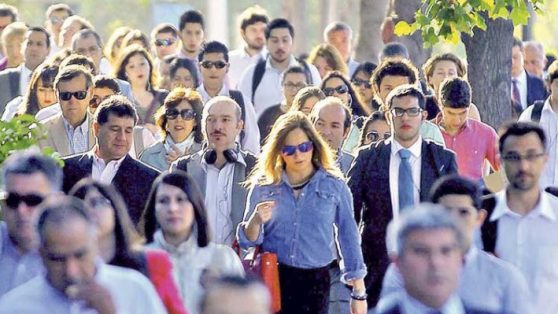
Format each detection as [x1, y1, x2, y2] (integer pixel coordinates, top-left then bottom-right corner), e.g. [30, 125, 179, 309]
[247, 111, 342, 187]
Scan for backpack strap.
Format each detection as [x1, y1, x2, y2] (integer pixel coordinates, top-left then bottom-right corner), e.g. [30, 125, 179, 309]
[530, 100, 545, 123]
[251, 58, 267, 105]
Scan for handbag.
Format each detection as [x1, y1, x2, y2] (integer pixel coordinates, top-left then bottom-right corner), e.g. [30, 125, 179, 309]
[233, 241, 281, 313]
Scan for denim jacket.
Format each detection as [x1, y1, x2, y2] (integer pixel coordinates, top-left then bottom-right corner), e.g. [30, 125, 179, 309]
[237, 168, 367, 282]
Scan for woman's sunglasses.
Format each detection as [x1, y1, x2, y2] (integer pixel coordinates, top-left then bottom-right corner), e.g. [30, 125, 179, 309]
[165, 108, 196, 120]
[281, 141, 314, 156]
[323, 85, 349, 96]
[366, 131, 391, 142]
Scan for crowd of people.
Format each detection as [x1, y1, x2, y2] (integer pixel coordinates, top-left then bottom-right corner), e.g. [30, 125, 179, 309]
[0, 2, 557, 314]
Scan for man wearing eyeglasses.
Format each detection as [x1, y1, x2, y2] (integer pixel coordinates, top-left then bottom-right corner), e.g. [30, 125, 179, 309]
[171, 96, 257, 246]
[62, 95, 160, 226]
[0, 150, 62, 298]
[197, 41, 260, 155]
[39, 64, 95, 157]
[481, 122, 558, 314]
[348, 84, 458, 309]
[434, 77, 500, 182]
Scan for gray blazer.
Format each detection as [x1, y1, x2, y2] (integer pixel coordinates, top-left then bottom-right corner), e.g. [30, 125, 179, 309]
[139, 140, 203, 171]
[171, 150, 257, 237]
[38, 113, 95, 157]
[0, 68, 21, 116]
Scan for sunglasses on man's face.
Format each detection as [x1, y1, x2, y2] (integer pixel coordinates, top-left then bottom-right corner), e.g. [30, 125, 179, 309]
[352, 78, 372, 89]
[200, 60, 228, 69]
[165, 108, 196, 120]
[58, 90, 88, 101]
[366, 131, 391, 142]
[154, 39, 176, 47]
[323, 85, 349, 96]
[281, 141, 314, 156]
[3, 192, 44, 208]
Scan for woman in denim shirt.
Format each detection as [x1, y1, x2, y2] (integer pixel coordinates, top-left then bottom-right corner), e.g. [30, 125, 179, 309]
[238, 111, 367, 314]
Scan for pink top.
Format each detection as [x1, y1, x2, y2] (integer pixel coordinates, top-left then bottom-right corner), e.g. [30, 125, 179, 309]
[436, 116, 500, 181]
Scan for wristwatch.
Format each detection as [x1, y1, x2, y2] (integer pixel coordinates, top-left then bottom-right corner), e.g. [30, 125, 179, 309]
[350, 289, 367, 301]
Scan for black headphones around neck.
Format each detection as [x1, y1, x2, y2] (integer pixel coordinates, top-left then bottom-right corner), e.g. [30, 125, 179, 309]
[203, 148, 239, 164]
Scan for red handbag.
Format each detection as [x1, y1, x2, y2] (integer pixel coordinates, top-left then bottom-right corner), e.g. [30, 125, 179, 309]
[233, 242, 281, 313]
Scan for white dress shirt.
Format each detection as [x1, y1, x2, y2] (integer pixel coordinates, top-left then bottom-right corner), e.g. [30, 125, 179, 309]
[228, 46, 267, 89]
[202, 155, 244, 245]
[196, 84, 260, 155]
[92, 152, 126, 184]
[19, 64, 32, 96]
[0, 261, 167, 314]
[63, 115, 90, 155]
[389, 138, 422, 220]
[512, 70, 528, 110]
[492, 190, 558, 314]
[518, 98, 558, 188]
[237, 55, 321, 117]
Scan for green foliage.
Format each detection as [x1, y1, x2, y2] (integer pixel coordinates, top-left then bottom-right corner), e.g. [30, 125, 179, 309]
[394, 0, 545, 46]
[0, 115, 62, 166]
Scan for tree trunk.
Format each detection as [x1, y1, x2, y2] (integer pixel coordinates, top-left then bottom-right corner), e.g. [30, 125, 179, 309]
[462, 16, 514, 128]
[282, 0, 307, 55]
[355, 0, 389, 64]
[391, 0, 430, 69]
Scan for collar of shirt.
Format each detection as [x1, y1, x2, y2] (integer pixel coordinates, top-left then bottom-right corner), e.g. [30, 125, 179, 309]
[515, 69, 527, 85]
[62, 114, 89, 135]
[153, 228, 199, 256]
[200, 147, 246, 170]
[279, 167, 325, 189]
[464, 245, 478, 265]
[92, 150, 126, 173]
[490, 190, 557, 222]
[402, 291, 465, 314]
[20, 64, 32, 78]
[239, 46, 268, 59]
[164, 133, 194, 153]
[435, 113, 471, 135]
[391, 136, 423, 159]
[197, 84, 229, 103]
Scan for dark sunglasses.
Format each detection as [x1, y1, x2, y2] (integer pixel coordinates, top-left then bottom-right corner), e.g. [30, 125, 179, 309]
[89, 95, 111, 108]
[59, 90, 88, 101]
[352, 78, 372, 89]
[154, 39, 175, 47]
[366, 131, 391, 142]
[4, 192, 44, 208]
[323, 85, 349, 96]
[165, 108, 196, 120]
[281, 141, 313, 156]
[200, 60, 227, 69]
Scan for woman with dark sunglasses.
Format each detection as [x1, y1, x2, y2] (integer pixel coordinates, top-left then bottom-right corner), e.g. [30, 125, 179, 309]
[351, 62, 382, 112]
[359, 111, 391, 147]
[238, 111, 367, 314]
[139, 87, 204, 171]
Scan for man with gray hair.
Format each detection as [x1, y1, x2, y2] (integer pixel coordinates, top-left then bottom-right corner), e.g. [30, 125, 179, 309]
[524, 40, 547, 79]
[172, 96, 257, 246]
[376, 205, 495, 314]
[0, 150, 62, 297]
[0, 195, 167, 313]
[324, 21, 359, 76]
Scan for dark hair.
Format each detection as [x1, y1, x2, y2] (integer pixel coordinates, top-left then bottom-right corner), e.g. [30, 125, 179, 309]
[239, 6, 269, 31]
[20, 63, 59, 115]
[93, 75, 120, 93]
[423, 53, 467, 85]
[0, 4, 18, 21]
[281, 65, 306, 84]
[290, 86, 326, 112]
[114, 44, 157, 92]
[265, 18, 294, 40]
[198, 40, 229, 62]
[499, 122, 546, 153]
[386, 84, 426, 109]
[429, 175, 482, 210]
[372, 58, 418, 89]
[2, 149, 62, 191]
[351, 61, 377, 81]
[154, 87, 204, 143]
[59, 54, 96, 74]
[27, 26, 51, 49]
[69, 179, 143, 268]
[320, 71, 365, 115]
[546, 60, 558, 86]
[151, 23, 178, 39]
[170, 57, 200, 88]
[94, 94, 138, 125]
[54, 64, 93, 90]
[72, 29, 102, 50]
[439, 77, 471, 109]
[140, 171, 210, 247]
[179, 10, 205, 32]
[379, 42, 410, 61]
[512, 37, 523, 51]
[359, 110, 388, 146]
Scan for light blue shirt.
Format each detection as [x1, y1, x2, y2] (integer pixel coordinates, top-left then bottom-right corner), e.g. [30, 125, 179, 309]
[0, 222, 43, 298]
[380, 246, 533, 314]
[237, 168, 366, 281]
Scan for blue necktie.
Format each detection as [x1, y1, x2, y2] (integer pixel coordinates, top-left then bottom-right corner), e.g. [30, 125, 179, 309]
[398, 149, 414, 211]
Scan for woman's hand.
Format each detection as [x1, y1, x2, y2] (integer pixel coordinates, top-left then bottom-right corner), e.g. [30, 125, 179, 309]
[166, 144, 183, 163]
[251, 200, 275, 225]
[350, 298, 367, 314]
